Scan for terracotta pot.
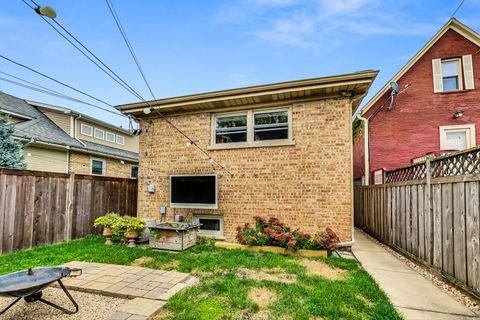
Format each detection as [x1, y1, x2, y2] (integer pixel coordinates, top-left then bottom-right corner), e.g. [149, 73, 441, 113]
[125, 230, 139, 248]
[102, 227, 113, 237]
[103, 227, 113, 246]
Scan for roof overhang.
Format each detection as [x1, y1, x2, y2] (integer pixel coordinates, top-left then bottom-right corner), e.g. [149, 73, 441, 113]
[115, 70, 378, 116]
[357, 18, 480, 116]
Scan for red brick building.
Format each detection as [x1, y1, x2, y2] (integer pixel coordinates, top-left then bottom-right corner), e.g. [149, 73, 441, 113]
[354, 19, 480, 184]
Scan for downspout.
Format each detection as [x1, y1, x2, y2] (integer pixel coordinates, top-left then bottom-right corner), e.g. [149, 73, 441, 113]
[337, 93, 368, 248]
[356, 113, 370, 185]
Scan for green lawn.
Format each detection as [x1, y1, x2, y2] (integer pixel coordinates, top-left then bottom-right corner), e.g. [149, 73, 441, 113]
[0, 236, 401, 320]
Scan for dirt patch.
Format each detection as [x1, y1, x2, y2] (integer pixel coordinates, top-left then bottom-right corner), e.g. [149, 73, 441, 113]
[236, 268, 297, 284]
[153, 308, 174, 319]
[251, 310, 273, 320]
[249, 287, 277, 309]
[131, 256, 154, 267]
[300, 259, 347, 280]
[356, 294, 374, 307]
[162, 259, 180, 270]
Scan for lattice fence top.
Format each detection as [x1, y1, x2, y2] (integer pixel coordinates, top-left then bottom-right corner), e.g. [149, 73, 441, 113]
[385, 146, 480, 183]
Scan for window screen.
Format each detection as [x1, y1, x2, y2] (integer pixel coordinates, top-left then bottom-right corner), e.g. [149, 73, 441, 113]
[254, 110, 289, 141]
[215, 114, 247, 143]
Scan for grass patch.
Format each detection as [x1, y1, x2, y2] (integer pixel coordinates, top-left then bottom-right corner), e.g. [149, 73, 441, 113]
[0, 236, 402, 320]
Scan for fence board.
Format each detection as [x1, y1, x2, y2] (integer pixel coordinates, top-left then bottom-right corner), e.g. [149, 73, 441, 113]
[355, 176, 480, 298]
[466, 181, 480, 294]
[0, 169, 138, 255]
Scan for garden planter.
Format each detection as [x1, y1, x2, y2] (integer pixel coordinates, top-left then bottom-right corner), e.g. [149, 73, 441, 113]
[149, 223, 199, 251]
[102, 227, 113, 245]
[215, 242, 327, 257]
[125, 230, 139, 248]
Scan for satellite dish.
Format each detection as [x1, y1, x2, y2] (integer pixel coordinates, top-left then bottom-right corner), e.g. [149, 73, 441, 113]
[35, 6, 57, 19]
[390, 81, 399, 95]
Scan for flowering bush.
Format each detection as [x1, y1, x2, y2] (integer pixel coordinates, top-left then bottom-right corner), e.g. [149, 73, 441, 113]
[235, 216, 340, 251]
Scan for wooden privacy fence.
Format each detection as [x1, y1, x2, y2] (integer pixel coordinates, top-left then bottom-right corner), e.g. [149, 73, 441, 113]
[355, 169, 480, 297]
[0, 168, 138, 254]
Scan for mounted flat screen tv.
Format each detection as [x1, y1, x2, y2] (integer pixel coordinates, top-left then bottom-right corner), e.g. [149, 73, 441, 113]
[170, 175, 217, 209]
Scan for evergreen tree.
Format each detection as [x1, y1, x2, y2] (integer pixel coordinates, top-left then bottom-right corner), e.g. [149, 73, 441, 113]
[0, 115, 26, 169]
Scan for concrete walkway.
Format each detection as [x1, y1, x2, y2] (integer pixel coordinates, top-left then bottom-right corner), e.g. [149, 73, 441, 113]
[352, 230, 479, 320]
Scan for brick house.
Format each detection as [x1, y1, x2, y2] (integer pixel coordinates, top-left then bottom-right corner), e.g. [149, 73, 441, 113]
[354, 19, 480, 184]
[0, 92, 139, 178]
[116, 71, 378, 242]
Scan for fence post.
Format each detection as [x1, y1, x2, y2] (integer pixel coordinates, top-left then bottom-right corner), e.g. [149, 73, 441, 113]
[65, 173, 75, 241]
[425, 159, 434, 264]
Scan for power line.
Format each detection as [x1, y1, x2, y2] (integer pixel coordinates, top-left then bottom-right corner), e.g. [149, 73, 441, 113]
[105, 0, 156, 100]
[22, 0, 144, 101]
[451, 0, 466, 18]
[0, 53, 114, 108]
[24, 0, 232, 176]
[0, 70, 128, 117]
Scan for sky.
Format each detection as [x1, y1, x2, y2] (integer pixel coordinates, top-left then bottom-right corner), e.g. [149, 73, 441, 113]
[0, 0, 479, 128]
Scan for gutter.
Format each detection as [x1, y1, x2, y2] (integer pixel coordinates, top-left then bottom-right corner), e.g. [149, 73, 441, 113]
[69, 147, 138, 163]
[337, 93, 369, 249]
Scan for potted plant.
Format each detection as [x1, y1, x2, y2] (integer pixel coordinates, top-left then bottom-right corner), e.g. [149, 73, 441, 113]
[93, 212, 121, 245]
[120, 216, 146, 248]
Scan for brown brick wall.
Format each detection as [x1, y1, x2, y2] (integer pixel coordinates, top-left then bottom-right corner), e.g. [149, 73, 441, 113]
[137, 98, 353, 242]
[69, 152, 136, 178]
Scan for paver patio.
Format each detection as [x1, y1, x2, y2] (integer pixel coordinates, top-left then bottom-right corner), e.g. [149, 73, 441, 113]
[57, 261, 198, 319]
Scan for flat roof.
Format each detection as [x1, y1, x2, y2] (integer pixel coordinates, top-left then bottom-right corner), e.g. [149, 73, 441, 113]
[115, 70, 378, 116]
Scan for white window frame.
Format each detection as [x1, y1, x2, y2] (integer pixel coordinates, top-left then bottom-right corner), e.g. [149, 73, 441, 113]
[130, 165, 139, 179]
[441, 58, 463, 91]
[116, 135, 125, 145]
[193, 215, 224, 239]
[105, 131, 115, 142]
[94, 128, 105, 140]
[209, 106, 294, 150]
[80, 124, 93, 136]
[90, 158, 106, 176]
[439, 124, 476, 150]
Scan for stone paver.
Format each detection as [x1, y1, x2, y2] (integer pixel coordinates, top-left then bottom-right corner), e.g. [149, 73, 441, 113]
[60, 261, 197, 302]
[353, 230, 479, 320]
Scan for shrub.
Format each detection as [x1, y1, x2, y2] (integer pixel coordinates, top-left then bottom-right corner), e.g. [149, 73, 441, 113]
[236, 216, 340, 251]
[93, 212, 121, 229]
[117, 216, 146, 234]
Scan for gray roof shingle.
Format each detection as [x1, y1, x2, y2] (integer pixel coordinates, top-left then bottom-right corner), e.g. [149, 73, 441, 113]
[0, 92, 138, 161]
[79, 140, 138, 161]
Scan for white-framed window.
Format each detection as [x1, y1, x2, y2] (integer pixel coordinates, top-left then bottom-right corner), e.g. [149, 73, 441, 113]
[211, 107, 293, 149]
[116, 135, 125, 145]
[130, 165, 138, 179]
[373, 169, 384, 185]
[442, 59, 462, 91]
[94, 128, 105, 140]
[105, 132, 115, 142]
[439, 124, 476, 151]
[432, 55, 475, 93]
[91, 158, 106, 176]
[193, 215, 224, 238]
[80, 124, 93, 136]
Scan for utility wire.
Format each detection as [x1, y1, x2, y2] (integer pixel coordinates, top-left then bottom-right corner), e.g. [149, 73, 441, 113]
[451, 0, 466, 18]
[23, 0, 144, 101]
[24, 0, 232, 175]
[0, 71, 127, 117]
[0, 53, 114, 108]
[105, 0, 156, 99]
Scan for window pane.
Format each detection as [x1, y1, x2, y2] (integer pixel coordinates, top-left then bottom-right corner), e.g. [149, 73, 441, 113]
[91, 160, 104, 175]
[215, 115, 247, 143]
[131, 166, 138, 178]
[81, 125, 92, 135]
[443, 76, 459, 91]
[254, 110, 289, 141]
[106, 132, 115, 142]
[94, 129, 104, 139]
[445, 131, 467, 150]
[442, 61, 458, 77]
[199, 218, 220, 231]
[116, 135, 124, 145]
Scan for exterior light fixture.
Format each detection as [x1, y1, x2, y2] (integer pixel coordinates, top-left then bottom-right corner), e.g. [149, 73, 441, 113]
[143, 107, 154, 114]
[209, 158, 214, 163]
[186, 141, 193, 147]
[34, 6, 57, 19]
[340, 91, 352, 97]
[453, 111, 464, 119]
